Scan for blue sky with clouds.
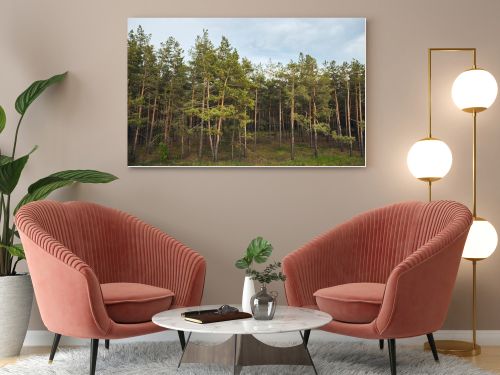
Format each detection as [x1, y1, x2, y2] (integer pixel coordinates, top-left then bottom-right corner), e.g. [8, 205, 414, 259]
[128, 18, 365, 66]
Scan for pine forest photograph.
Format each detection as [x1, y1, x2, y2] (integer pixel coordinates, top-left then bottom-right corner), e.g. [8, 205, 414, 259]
[127, 18, 366, 167]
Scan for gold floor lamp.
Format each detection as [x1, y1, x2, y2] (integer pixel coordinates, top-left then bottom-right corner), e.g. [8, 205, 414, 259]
[407, 48, 498, 356]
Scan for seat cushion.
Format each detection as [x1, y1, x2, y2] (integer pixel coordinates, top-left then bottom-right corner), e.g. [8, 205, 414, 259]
[313, 283, 385, 324]
[101, 283, 174, 324]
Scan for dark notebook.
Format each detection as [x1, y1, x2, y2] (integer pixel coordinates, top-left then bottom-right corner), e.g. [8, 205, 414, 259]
[182, 310, 252, 324]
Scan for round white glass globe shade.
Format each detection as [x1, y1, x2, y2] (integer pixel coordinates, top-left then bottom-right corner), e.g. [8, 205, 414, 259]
[407, 138, 453, 181]
[452, 69, 498, 112]
[462, 218, 498, 259]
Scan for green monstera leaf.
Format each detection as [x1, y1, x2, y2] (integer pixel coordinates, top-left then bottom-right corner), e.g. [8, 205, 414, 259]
[235, 237, 274, 271]
[246, 236, 273, 264]
[15, 72, 67, 115]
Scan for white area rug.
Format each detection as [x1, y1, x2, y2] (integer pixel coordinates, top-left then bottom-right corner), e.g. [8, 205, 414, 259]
[0, 341, 494, 374]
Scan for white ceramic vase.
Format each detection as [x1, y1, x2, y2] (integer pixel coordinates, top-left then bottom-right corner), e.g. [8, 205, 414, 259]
[241, 275, 255, 313]
[0, 274, 34, 358]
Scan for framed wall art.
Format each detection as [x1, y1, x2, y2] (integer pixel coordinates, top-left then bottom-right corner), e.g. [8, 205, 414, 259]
[128, 18, 366, 167]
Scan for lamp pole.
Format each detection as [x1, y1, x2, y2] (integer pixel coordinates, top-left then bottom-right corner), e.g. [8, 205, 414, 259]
[423, 47, 484, 357]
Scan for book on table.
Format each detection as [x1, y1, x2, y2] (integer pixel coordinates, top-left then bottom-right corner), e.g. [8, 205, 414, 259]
[182, 309, 252, 324]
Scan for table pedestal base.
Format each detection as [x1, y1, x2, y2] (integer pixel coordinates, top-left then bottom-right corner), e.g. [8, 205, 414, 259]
[178, 332, 317, 374]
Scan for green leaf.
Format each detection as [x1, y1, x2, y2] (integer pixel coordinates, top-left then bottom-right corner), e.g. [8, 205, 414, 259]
[0, 244, 25, 259]
[15, 72, 67, 115]
[0, 148, 37, 194]
[16, 180, 73, 213]
[0, 155, 13, 166]
[246, 237, 273, 264]
[27, 170, 117, 194]
[235, 258, 250, 269]
[0, 105, 5, 134]
[14, 169, 117, 214]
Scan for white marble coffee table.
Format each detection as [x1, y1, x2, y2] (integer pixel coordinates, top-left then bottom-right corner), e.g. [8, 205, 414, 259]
[153, 305, 332, 374]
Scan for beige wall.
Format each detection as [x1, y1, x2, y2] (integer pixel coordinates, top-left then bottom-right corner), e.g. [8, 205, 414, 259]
[2, 0, 500, 331]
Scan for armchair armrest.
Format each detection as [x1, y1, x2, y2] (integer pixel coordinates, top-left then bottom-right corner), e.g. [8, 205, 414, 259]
[17, 230, 111, 339]
[376, 227, 471, 338]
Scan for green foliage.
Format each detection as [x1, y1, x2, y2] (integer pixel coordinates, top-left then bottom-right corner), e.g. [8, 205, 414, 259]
[0, 244, 24, 260]
[0, 105, 5, 134]
[248, 261, 286, 285]
[313, 122, 331, 136]
[0, 73, 117, 276]
[15, 73, 67, 115]
[0, 151, 32, 195]
[15, 170, 118, 214]
[331, 131, 356, 146]
[235, 236, 273, 274]
[158, 142, 168, 161]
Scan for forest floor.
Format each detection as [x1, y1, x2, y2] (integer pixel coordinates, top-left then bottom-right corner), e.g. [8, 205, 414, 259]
[130, 132, 365, 167]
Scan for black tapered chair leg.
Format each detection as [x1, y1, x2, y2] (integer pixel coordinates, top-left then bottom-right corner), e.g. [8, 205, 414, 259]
[177, 330, 186, 350]
[90, 339, 99, 375]
[388, 339, 396, 375]
[303, 329, 311, 347]
[105, 339, 110, 350]
[379, 339, 384, 350]
[426, 333, 439, 362]
[48, 333, 62, 363]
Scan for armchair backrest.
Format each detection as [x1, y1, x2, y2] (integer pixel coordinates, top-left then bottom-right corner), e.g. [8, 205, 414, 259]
[283, 200, 472, 308]
[346, 200, 470, 284]
[16, 200, 132, 283]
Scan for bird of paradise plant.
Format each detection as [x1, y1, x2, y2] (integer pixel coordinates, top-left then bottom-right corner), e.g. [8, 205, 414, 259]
[0, 72, 117, 276]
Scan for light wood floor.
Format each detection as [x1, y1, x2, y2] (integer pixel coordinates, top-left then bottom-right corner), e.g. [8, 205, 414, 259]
[2, 345, 500, 372]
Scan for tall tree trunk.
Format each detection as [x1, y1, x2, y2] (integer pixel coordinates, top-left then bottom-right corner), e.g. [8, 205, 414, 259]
[147, 95, 158, 153]
[254, 89, 258, 151]
[133, 71, 147, 155]
[145, 98, 152, 151]
[358, 81, 364, 158]
[206, 82, 215, 160]
[278, 92, 282, 147]
[188, 79, 195, 156]
[290, 78, 295, 160]
[244, 118, 247, 158]
[312, 87, 318, 158]
[308, 100, 313, 148]
[214, 77, 229, 162]
[346, 79, 352, 156]
[198, 78, 206, 159]
[163, 96, 172, 144]
[268, 101, 272, 136]
[238, 124, 242, 158]
[332, 87, 342, 152]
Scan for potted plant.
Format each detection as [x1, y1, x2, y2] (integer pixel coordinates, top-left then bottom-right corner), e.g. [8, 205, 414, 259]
[235, 237, 286, 318]
[235, 237, 273, 312]
[0, 72, 117, 358]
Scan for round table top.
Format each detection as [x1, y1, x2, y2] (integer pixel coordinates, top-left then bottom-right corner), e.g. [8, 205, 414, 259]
[152, 305, 332, 335]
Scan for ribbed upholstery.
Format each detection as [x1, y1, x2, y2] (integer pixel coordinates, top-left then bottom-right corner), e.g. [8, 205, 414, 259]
[15, 200, 206, 339]
[283, 200, 472, 339]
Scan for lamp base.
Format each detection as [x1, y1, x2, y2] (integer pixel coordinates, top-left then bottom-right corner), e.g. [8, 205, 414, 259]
[424, 340, 481, 357]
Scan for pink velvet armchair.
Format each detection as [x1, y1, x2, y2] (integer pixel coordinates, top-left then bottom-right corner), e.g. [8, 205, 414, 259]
[16, 200, 206, 375]
[283, 200, 472, 375]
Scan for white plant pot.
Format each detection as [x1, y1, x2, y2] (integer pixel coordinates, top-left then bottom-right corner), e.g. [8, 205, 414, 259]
[0, 274, 33, 358]
[241, 276, 255, 313]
